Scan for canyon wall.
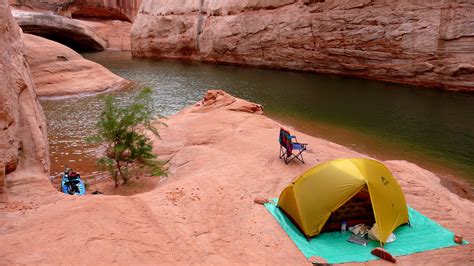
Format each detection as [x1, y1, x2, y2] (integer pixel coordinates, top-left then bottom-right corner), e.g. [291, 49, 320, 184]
[131, 0, 474, 91]
[9, 0, 142, 22]
[0, 1, 49, 175]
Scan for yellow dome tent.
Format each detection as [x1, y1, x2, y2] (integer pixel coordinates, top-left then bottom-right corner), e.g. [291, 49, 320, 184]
[278, 158, 409, 244]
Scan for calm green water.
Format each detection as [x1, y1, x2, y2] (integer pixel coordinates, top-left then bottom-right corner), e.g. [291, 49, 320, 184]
[41, 51, 474, 189]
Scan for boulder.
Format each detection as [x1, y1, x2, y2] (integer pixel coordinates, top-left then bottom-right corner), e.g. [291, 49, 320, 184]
[193, 90, 263, 114]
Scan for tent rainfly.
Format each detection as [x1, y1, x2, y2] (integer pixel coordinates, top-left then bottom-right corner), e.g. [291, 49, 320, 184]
[278, 158, 409, 244]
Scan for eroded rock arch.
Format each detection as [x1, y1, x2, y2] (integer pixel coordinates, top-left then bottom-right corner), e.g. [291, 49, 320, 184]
[13, 10, 107, 51]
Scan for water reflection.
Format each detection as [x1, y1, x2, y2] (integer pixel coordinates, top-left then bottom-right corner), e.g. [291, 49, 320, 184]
[41, 51, 474, 188]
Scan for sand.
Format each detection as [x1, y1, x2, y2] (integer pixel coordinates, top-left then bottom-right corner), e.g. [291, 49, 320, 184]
[0, 90, 472, 264]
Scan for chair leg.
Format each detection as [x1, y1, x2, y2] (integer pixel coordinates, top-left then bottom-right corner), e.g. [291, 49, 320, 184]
[280, 146, 289, 164]
[280, 146, 307, 164]
[293, 150, 305, 163]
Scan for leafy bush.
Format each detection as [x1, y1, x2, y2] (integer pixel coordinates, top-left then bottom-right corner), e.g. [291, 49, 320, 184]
[87, 88, 166, 186]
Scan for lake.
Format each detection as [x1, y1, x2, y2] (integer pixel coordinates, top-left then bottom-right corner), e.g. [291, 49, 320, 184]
[40, 51, 474, 195]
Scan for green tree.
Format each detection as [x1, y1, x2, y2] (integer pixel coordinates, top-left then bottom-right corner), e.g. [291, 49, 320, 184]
[87, 88, 166, 187]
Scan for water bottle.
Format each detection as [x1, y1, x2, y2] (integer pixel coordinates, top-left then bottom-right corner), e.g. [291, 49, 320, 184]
[341, 221, 347, 235]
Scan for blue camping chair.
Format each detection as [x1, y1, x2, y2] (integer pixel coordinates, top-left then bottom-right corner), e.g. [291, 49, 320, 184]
[279, 128, 307, 164]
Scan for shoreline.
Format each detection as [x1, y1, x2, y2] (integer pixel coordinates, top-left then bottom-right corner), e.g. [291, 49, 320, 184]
[79, 51, 474, 193]
[148, 90, 474, 264]
[266, 113, 474, 201]
[40, 86, 474, 201]
[1, 90, 472, 264]
[132, 54, 474, 94]
[37, 80, 133, 100]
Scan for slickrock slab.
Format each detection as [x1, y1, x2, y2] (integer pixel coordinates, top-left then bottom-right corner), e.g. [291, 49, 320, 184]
[24, 34, 129, 97]
[0, 89, 471, 264]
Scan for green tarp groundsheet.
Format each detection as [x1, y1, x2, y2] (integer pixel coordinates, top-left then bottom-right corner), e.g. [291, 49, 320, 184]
[264, 199, 468, 264]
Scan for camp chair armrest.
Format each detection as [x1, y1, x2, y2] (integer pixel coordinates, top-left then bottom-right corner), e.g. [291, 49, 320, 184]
[295, 142, 308, 146]
[291, 135, 301, 143]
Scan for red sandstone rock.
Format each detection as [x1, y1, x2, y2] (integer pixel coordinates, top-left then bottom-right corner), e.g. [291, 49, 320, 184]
[253, 197, 269, 205]
[131, 0, 474, 91]
[13, 9, 107, 51]
[0, 89, 472, 264]
[197, 90, 263, 114]
[0, 1, 49, 174]
[4, 159, 18, 174]
[13, 8, 132, 51]
[23, 34, 129, 97]
[80, 19, 132, 51]
[0, 0, 57, 216]
[10, 0, 141, 22]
